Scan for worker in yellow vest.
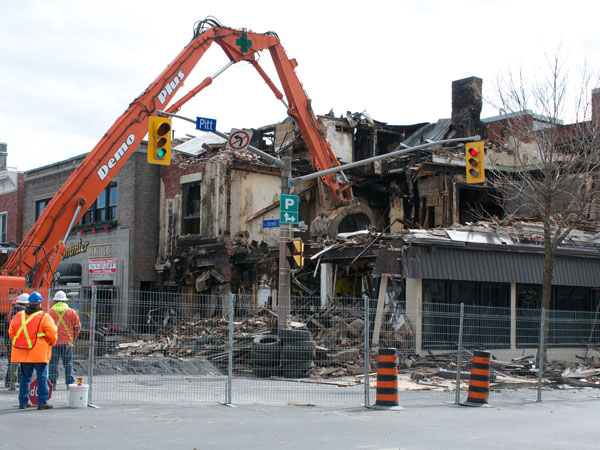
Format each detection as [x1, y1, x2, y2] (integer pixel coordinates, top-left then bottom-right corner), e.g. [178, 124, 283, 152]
[49, 291, 81, 388]
[4, 293, 30, 390]
[9, 291, 57, 410]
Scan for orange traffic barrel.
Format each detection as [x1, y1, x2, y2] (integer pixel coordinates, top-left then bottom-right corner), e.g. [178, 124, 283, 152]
[374, 348, 400, 409]
[462, 350, 491, 407]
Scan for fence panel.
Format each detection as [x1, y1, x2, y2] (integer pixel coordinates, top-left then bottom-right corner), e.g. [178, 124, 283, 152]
[5, 286, 600, 408]
[231, 295, 368, 405]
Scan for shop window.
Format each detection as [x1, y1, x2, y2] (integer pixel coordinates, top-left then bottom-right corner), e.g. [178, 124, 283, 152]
[516, 284, 541, 348]
[182, 181, 201, 235]
[422, 279, 510, 350]
[549, 286, 597, 347]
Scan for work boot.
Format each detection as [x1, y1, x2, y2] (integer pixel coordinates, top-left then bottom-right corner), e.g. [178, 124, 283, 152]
[19, 402, 32, 409]
[37, 403, 53, 410]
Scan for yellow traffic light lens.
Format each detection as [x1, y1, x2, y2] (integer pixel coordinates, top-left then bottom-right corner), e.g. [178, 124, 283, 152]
[157, 122, 171, 136]
[157, 137, 167, 147]
[468, 158, 479, 167]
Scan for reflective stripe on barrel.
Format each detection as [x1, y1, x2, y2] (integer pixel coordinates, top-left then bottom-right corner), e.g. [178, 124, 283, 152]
[376, 348, 398, 407]
[466, 350, 491, 405]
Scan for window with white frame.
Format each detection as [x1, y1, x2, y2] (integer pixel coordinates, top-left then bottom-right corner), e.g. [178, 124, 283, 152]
[0, 212, 7, 243]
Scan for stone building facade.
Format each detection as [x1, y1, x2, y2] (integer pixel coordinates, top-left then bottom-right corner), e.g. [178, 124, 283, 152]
[22, 145, 160, 296]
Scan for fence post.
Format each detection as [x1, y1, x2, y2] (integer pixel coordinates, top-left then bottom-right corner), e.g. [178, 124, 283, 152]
[363, 293, 370, 408]
[225, 293, 235, 407]
[87, 286, 97, 405]
[455, 302, 465, 405]
[537, 307, 546, 402]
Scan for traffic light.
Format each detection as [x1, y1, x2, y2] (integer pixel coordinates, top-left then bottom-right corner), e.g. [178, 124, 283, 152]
[286, 239, 304, 269]
[147, 116, 172, 165]
[465, 141, 485, 183]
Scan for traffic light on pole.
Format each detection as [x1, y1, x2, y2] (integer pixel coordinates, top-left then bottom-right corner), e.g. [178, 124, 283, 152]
[465, 141, 485, 183]
[286, 239, 304, 269]
[147, 116, 172, 165]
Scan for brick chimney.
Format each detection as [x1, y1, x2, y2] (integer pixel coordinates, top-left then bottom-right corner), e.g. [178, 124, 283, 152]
[0, 143, 7, 171]
[449, 76, 485, 139]
[592, 88, 600, 129]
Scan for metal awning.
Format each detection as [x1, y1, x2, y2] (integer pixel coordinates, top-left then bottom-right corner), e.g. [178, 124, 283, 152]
[401, 243, 600, 287]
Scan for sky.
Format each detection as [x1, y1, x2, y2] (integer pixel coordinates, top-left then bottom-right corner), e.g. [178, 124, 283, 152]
[1, 0, 599, 171]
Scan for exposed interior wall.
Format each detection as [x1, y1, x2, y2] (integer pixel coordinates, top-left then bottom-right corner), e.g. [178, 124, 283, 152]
[229, 169, 281, 245]
[322, 117, 353, 163]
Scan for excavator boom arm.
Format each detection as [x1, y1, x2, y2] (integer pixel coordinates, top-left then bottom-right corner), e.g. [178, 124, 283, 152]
[2, 22, 352, 289]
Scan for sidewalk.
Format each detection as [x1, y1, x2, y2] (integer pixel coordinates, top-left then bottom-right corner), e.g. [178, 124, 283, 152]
[1, 388, 599, 449]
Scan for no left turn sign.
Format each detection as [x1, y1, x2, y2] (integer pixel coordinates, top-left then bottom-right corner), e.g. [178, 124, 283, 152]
[226, 129, 253, 151]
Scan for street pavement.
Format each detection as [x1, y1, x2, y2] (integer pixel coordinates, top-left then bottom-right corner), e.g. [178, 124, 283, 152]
[1, 388, 599, 449]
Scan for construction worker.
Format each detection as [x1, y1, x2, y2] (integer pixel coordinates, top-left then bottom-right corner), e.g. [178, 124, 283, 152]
[49, 290, 81, 388]
[8, 291, 57, 410]
[4, 294, 29, 390]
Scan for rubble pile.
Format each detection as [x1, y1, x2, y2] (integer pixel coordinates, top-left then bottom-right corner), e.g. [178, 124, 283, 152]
[91, 310, 600, 390]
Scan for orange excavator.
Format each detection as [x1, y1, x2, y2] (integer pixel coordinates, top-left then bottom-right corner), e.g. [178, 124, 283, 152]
[0, 18, 361, 318]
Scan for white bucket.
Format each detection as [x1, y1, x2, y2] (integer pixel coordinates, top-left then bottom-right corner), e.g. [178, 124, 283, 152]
[67, 384, 89, 408]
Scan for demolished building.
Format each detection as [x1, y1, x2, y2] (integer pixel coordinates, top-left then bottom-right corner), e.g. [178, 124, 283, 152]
[151, 75, 600, 361]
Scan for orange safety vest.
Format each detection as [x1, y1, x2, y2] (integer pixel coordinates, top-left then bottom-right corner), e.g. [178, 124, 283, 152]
[11, 311, 47, 350]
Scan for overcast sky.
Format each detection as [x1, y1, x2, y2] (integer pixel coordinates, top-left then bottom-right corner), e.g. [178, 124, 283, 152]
[1, 0, 598, 171]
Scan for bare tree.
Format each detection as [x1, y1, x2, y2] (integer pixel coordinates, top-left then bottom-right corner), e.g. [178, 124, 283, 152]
[487, 54, 600, 352]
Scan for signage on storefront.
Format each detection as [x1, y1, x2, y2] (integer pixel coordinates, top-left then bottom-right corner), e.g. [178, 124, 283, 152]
[89, 258, 117, 274]
[89, 243, 112, 258]
[62, 241, 89, 260]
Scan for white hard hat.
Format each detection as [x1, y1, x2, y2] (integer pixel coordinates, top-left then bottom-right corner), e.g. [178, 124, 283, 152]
[53, 290, 68, 301]
[16, 293, 29, 304]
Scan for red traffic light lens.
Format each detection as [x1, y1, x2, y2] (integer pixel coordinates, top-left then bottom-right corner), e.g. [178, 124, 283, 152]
[157, 122, 171, 136]
[468, 148, 479, 156]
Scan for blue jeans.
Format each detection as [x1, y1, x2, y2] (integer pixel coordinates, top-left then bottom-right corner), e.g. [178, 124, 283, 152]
[49, 345, 75, 387]
[19, 363, 49, 405]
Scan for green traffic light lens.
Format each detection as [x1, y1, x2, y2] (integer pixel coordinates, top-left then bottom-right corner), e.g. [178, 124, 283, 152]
[156, 149, 166, 158]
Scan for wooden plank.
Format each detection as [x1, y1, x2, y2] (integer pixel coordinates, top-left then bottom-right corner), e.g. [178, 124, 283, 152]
[371, 274, 389, 347]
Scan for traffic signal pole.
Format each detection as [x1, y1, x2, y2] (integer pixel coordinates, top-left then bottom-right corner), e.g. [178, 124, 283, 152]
[278, 156, 292, 328]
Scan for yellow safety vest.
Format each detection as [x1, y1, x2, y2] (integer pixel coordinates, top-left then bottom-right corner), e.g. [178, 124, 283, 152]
[52, 308, 74, 343]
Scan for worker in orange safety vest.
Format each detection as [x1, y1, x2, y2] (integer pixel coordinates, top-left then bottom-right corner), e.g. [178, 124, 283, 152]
[49, 290, 81, 388]
[9, 291, 57, 410]
[4, 293, 30, 390]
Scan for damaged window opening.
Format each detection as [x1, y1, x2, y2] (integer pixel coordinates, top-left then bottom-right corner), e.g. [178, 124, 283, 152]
[182, 181, 201, 235]
[458, 185, 504, 224]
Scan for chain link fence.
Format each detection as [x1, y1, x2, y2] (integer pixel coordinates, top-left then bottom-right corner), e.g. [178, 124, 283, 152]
[3, 286, 600, 407]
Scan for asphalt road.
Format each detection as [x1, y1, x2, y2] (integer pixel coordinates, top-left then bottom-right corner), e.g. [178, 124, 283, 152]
[1, 389, 599, 449]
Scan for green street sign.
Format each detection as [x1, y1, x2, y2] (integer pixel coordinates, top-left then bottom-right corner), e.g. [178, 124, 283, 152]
[280, 194, 299, 224]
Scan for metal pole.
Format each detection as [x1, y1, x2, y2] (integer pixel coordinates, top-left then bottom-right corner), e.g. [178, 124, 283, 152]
[226, 293, 234, 406]
[537, 308, 546, 402]
[364, 293, 370, 408]
[87, 286, 97, 405]
[291, 136, 481, 185]
[455, 303, 465, 405]
[277, 156, 292, 329]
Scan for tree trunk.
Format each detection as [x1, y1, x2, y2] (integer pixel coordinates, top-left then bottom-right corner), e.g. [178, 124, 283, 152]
[538, 242, 555, 366]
